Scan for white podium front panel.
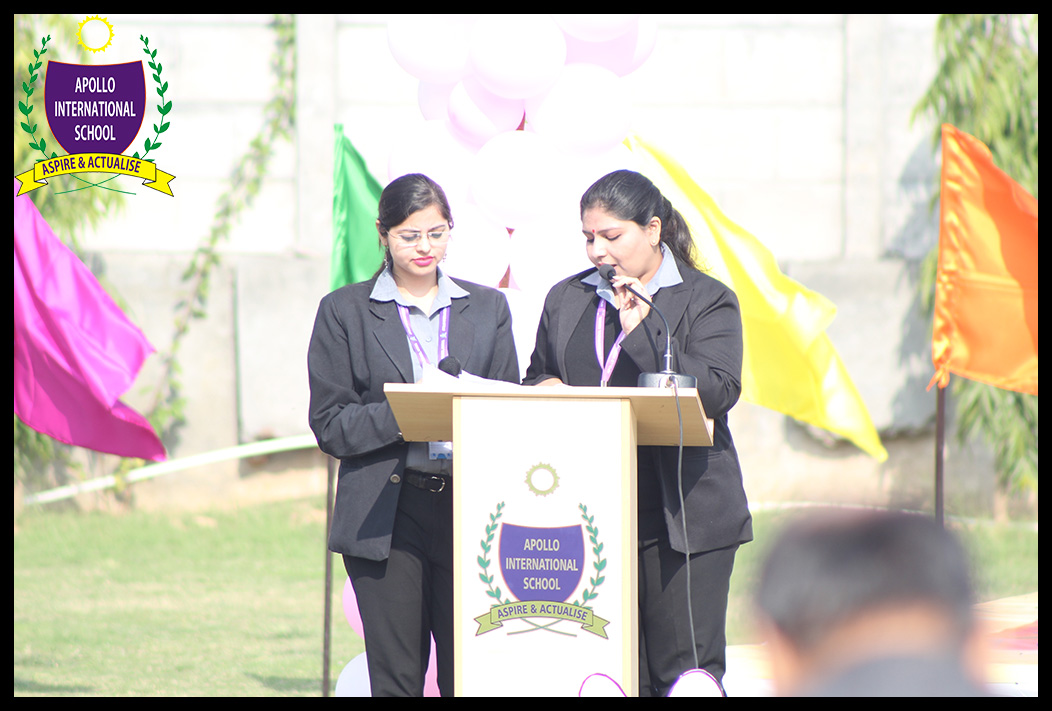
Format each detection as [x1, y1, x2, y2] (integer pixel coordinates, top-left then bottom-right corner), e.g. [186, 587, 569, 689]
[453, 396, 638, 697]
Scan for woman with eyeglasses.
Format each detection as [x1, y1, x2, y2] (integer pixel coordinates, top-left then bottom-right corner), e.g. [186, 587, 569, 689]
[309, 173, 519, 696]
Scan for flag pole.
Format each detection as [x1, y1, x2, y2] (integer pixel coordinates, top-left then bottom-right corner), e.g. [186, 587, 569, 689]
[322, 455, 336, 696]
[934, 385, 946, 528]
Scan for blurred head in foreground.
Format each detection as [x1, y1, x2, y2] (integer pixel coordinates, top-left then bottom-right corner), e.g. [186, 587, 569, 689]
[755, 510, 989, 697]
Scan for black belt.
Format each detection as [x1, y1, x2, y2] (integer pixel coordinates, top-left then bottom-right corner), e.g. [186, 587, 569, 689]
[403, 469, 451, 493]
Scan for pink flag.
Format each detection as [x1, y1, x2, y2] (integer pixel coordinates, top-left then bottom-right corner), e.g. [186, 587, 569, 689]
[13, 179, 166, 461]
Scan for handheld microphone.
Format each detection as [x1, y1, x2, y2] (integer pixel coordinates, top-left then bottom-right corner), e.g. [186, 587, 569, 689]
[597, 264, 697, 389]
[438, 355, 462, 377]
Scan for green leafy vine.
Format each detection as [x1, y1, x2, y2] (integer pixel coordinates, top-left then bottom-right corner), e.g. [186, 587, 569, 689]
[143, 14, 296, 443]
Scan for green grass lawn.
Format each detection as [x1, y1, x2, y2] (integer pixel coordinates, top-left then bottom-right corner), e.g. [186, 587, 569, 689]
[14, 498, 1037, 696]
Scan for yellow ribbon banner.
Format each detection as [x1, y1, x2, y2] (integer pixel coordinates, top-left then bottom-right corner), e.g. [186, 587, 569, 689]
[16, 153, 175, 196]
[474, 600, 610, 638]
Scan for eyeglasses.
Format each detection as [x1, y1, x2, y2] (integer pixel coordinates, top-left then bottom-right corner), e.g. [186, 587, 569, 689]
[391, 229, 451, 246]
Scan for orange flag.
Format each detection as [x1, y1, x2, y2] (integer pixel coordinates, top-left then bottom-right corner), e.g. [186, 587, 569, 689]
[929, 124, 1038, 395]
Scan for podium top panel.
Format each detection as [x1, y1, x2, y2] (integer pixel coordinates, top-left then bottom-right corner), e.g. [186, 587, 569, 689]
[384, 382, 714, 447]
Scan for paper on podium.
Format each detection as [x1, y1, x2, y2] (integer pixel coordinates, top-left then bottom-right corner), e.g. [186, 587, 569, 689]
[386, 373, 713, 447]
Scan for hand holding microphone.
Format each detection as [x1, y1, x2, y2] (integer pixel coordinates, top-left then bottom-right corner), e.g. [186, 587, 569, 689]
[597, 264, 697, 389]
[598, 264, 650, 335]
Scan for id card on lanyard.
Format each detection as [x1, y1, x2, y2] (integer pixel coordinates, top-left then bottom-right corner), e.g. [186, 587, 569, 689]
[397, 303, 454, 459]
[595, 299, 627, 387]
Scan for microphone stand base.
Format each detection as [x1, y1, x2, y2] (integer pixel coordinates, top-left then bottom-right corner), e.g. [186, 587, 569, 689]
[637, 372, 698, 389]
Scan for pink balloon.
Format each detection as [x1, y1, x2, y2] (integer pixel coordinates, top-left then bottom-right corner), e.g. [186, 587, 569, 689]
[342, 576, 364, 639]
[447, 77, 525, 149]
[423, 636, 440, 696]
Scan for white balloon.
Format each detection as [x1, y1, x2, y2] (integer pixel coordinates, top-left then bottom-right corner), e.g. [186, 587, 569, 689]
[469, 131, 565, 229]
[563, 15, 658, 76]
[388, 15, 472, 84]
[525, 64, 631, 156]
[554, 14, 639, 43]
[387, 120, 476, 208]
[442, 201, 511, 288]
[447, 77, 525, 149]
[417, 81, 455, 121]
[569, 143, 643, 198]
[469, 15, 566, 99]
[667, 669, 725, 697]
[500, 285, 546, 379]
[334, 653, 371, 697]
[508, 215, 592, 296]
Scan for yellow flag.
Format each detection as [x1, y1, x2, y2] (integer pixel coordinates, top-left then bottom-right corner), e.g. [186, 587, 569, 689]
[628, 135, 888, 461]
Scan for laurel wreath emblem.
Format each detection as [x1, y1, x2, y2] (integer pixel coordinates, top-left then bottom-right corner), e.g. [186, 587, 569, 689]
[135, 34, 172, 163]
[478, 501, 510, 607]
[573, 503, 607, 608]
[19, 35, 53, 161]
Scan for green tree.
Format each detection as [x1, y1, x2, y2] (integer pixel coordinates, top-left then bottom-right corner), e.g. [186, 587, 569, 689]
[912, 14, 1038, 497]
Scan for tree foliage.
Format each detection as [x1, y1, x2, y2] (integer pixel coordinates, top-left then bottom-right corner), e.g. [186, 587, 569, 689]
[912, 14, 1038, 495]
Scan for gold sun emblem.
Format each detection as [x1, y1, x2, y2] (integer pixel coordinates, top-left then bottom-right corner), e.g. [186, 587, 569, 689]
[525, 463, 559, 497]
[77, 16, 115, 54]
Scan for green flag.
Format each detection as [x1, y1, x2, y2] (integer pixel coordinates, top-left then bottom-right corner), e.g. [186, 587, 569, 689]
[331, 124, 384, 290]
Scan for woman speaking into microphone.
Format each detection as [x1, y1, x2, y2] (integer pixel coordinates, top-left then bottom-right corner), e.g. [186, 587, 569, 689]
[309, 173, 519, 696]
[523, 170, 752, 696]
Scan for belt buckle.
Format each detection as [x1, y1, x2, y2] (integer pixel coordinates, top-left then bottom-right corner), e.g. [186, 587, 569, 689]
[424, 475, 446, 493]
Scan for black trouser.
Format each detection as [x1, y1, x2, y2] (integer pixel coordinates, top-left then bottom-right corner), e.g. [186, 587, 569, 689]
[637, 532, 738, 697]
[343, 476, 454, 696]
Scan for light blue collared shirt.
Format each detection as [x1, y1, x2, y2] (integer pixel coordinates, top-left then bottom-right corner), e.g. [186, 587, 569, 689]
[371, 266, 467, 473]
[581, 242, 683, 304]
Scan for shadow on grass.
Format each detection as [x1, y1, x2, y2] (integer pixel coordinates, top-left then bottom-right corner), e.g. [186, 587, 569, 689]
[15, 676, 95, 694]
[247, 673, 325, 695]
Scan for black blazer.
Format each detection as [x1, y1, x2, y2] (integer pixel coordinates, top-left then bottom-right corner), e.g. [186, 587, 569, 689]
[523, 260, 752, 554]
[308, 274, 520, 560]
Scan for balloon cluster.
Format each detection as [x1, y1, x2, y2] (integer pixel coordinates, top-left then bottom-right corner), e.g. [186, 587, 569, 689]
[385, 15, 656, 302]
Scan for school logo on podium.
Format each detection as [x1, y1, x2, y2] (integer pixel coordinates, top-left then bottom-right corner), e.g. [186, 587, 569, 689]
[474, 467, 611, 639]
[16, 16, 175, 197]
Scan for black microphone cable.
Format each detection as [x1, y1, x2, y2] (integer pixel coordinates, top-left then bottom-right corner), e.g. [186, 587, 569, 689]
[597, 266, 701, 676]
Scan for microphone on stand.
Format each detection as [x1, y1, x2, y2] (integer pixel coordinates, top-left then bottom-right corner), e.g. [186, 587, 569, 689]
[597, 264, 697, 389]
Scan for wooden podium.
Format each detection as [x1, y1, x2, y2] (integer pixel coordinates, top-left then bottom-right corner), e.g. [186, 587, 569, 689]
[386, 382, 712, 696]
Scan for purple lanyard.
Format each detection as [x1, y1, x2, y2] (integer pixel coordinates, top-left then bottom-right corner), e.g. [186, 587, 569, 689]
[397, 304, 450, 371]
[595, 299, 627, 387]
